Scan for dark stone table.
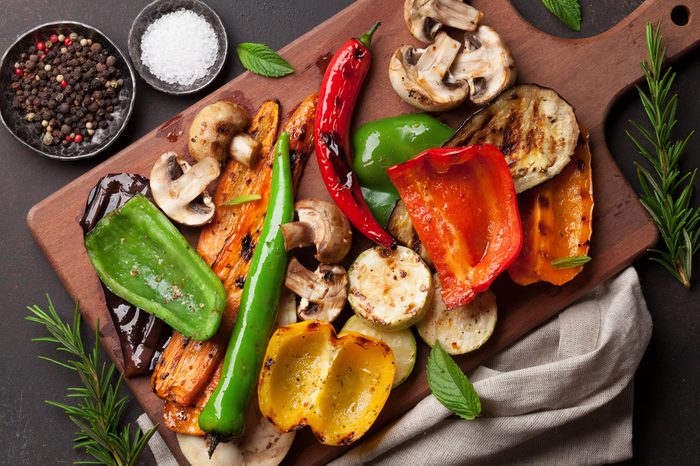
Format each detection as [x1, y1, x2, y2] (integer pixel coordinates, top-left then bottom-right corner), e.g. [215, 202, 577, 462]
[1, 1, 697, 464]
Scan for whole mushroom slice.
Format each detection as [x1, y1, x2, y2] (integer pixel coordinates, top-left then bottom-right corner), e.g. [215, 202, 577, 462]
[285, 257, 348, 323]
[150, 152, 220, 226]
[188, 101, 250, 163]
[450, 25, 516, 105]
[389, 32, 468, 112]
[405, 0, 483, 43]
[280, 199, 352, 264]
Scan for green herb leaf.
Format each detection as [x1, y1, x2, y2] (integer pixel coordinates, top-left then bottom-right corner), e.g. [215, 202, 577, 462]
[26, 297, 157, 465]
[427, 343, 481, 420]
[542, 0, 582, 31]
[627, 23, 700, 288]
[551, 255, 592, 269]
[221, 194, 262, 206]
[236, 43, 294, 78]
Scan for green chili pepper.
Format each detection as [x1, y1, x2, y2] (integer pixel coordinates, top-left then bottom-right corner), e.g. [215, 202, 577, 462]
[353, 114, 454, 225]
[199, 131, 294, 439]
[84, 194, 226, 340]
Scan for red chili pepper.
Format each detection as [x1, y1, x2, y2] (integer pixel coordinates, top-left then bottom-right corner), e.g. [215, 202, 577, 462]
[314, 21, 395, 249]
[388, 144, 522, 309]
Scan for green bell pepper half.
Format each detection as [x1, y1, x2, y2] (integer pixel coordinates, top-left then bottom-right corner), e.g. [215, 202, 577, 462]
[84, 194, 226, 341]
[353, 114, 454, 225]
[199, 131, 294, 439]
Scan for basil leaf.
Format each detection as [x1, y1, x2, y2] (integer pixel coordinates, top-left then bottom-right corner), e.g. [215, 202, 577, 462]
[236, 43, 294, 78]
[221, 194, 261, 206]
[427, 343, 481, 420]
[542, 0, 582, 31]
[551, 255, 591, 269]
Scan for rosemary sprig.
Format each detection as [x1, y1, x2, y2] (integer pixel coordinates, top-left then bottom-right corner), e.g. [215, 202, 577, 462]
[626, 23, 700, 288]
[26, 297, 156, 466]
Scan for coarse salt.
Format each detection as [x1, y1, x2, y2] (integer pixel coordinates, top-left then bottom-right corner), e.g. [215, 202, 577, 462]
[140, 9, 219, 86]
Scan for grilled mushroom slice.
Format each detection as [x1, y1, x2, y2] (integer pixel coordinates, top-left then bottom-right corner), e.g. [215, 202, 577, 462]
[389, 32, 468, 112]
[149, 152, 220, 226]
[285, 257, 348, 323]
[404, 0, 483, 43]
[451, 25, 516, 105]
[280, 199, 352, 264]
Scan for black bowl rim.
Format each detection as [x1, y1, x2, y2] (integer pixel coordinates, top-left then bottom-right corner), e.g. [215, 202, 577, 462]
[0, 20, 137, 162]
[128, 0, 228, 95]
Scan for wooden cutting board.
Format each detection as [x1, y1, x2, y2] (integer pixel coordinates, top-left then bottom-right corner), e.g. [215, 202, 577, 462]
[26, 0, 700, 464]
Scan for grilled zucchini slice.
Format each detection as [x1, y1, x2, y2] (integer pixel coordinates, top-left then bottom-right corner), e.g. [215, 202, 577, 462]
[446, 84, 579, 193]
[417, 274, 497, 355]
[340, 315, 417, 387]
[348, 246, 432, 330]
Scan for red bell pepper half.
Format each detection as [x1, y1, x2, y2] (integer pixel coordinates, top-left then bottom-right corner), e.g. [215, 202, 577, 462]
[387, 144, 522, 309]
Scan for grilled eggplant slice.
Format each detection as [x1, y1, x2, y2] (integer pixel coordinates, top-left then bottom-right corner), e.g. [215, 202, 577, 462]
[152, 95, 317, 434]
[386, 200, 432, 267]
[446, 84, 579, 193]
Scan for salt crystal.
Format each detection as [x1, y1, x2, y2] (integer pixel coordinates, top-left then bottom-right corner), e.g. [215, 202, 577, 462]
[140, 9, 219, 86]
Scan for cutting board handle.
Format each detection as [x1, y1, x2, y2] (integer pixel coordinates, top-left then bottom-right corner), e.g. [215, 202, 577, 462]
[579, 0, 700, 119]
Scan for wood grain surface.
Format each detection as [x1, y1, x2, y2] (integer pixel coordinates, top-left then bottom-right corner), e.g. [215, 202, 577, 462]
[26, 0, 700, 464]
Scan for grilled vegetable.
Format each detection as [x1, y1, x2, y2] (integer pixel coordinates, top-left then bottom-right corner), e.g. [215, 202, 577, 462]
[197, 99, 281, 266]
[341, 315, 416, 387]
[213, 95, 316, 307]
[79, 173, 170, 377]
[348, 246, 432, 330]
[280, 199, 352, 264]
[389, 26, 515, 111]
[199, 132, 294, 439]
[445, 84, 579, 193]
[417, 275, 497, 355]
[149, 153, 220, 226]
[404, 0, 482, 43]
[152, 96, 316, 431]
[315, 21, 396, 249]
[188, 101, 249, 163]
[386, 199, 431, 266]
[84, 195, 226, 340]
[285, 258, 348, 323]
[388, 145, 522, 309]
[258, 320, 395, 446]
[508, 126, 594, 285]
[353, 114, 454, 225]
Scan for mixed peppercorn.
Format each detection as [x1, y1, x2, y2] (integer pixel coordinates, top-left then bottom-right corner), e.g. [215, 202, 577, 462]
[10, 31, 125, 146]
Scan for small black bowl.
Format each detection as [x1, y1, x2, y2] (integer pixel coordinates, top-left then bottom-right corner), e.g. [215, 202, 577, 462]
[0, 21, 136, 161]
[128, 0, 227, 95]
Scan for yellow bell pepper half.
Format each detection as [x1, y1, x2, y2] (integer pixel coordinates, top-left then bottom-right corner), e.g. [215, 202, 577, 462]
[258, 320, 395, 446]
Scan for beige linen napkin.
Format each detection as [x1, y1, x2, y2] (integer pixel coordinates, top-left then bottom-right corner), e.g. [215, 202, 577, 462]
[139, 267, 651, 465]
